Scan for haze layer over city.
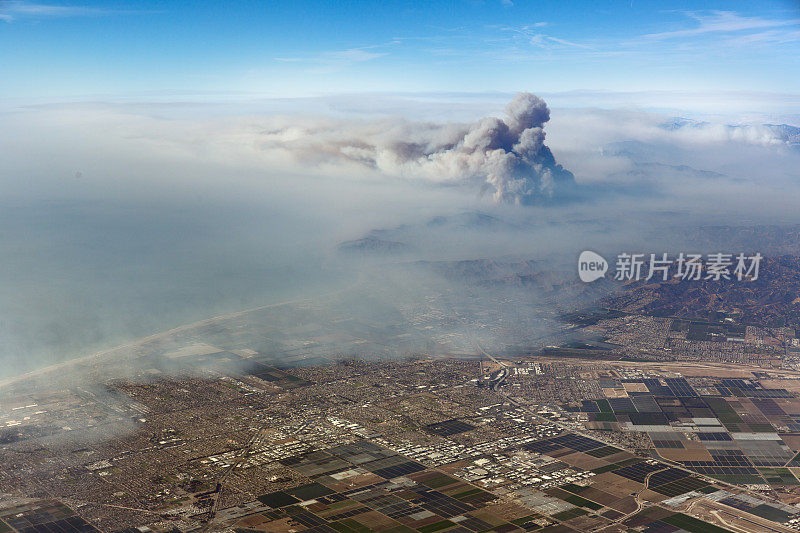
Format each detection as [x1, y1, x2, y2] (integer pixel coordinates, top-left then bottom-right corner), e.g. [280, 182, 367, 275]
[1, 2, 800, 533]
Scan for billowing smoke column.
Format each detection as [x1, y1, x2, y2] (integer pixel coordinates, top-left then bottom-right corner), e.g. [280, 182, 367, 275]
[259, 92, 575, 204]
[455, 92, 575, 203]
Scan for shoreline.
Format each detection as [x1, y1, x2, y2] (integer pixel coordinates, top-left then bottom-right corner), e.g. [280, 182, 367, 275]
[0, 278, 365, 390]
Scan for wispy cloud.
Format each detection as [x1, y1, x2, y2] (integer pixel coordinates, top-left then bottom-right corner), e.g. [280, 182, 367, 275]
[413, 10, 797, 69]
[275, 49, 386, 64]
[643, 10, 800, 40]
[505, 25, 596, 51]
[275, 42, 396, 74]
[545, 35, 594, 49]
[323, 49, 386, 63]
[0, 1, 146, 22]
[733, 28, 800, 45]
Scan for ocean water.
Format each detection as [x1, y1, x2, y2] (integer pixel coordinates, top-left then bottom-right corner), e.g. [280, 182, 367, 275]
[0, 197, 350, 379]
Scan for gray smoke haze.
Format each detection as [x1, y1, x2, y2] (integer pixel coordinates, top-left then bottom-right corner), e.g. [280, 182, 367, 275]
[1, 91, 800, 451]
[258, 92, 575, 204]
[0, 91, 799, 388]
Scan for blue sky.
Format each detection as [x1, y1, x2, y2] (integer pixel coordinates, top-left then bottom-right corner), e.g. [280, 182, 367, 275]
[1, 0, 799, 100]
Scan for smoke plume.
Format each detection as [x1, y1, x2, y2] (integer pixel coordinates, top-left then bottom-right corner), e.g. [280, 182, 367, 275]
[259, 92, 575, 204]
